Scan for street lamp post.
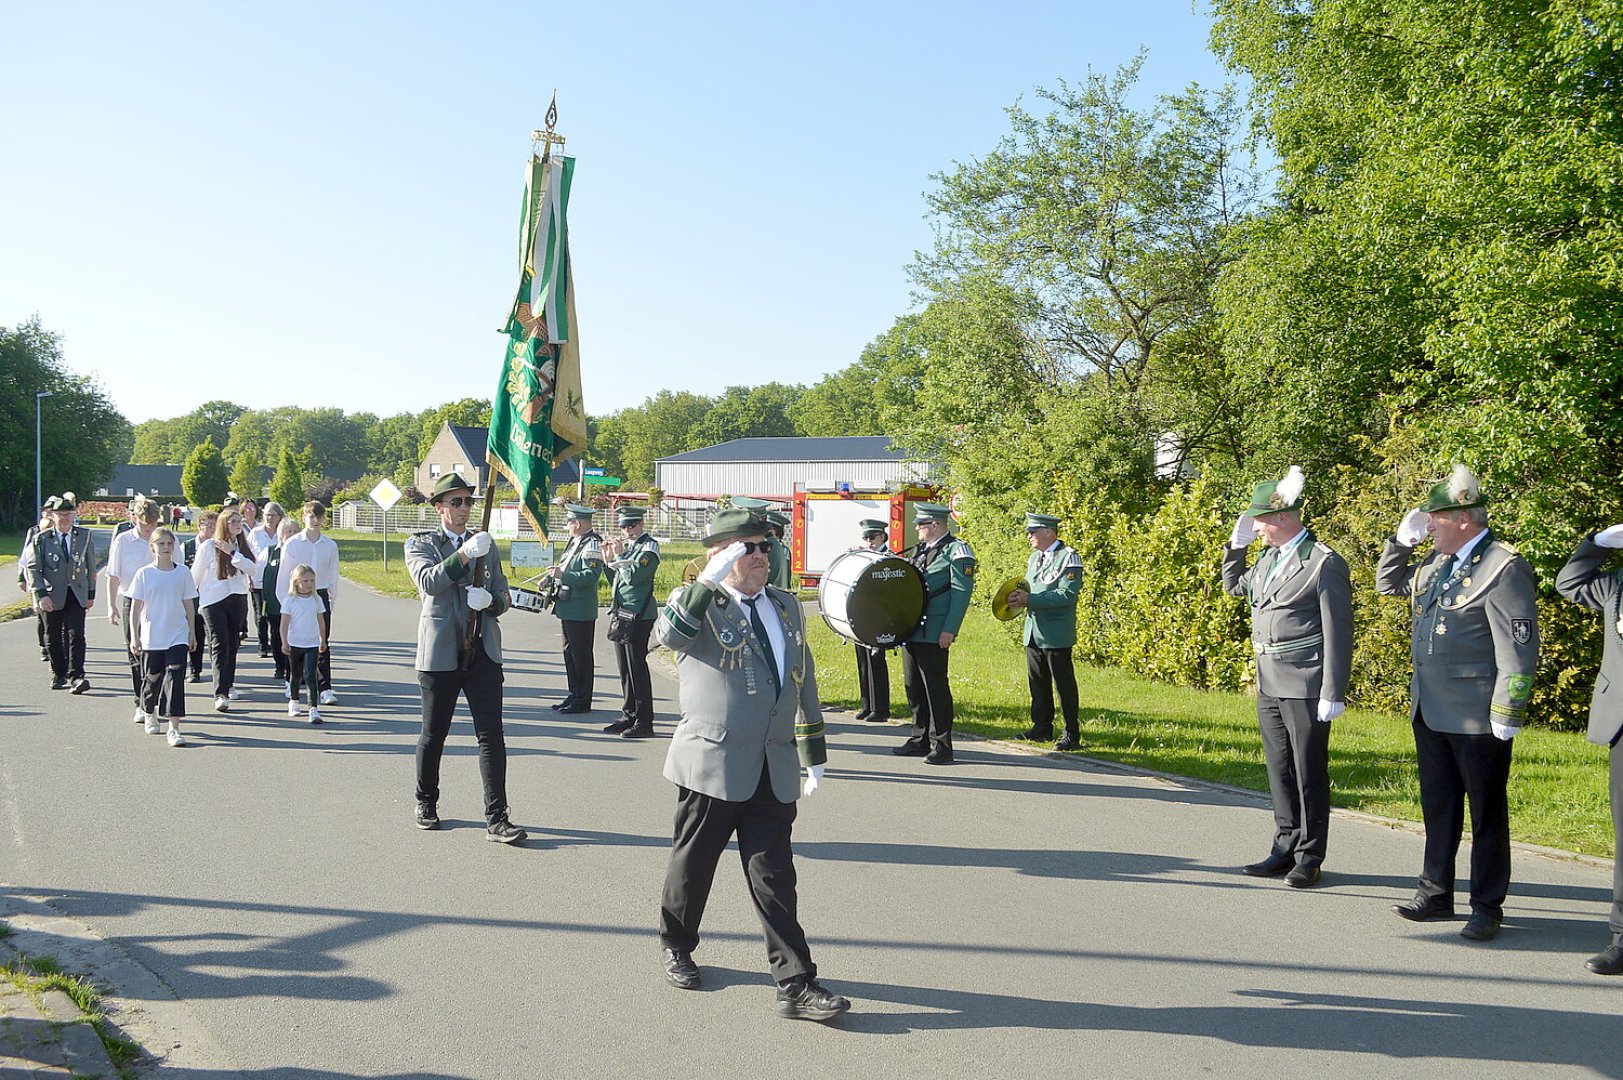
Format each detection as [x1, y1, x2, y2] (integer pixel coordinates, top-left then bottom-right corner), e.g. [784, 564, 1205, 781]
[35, 390, 52, 513]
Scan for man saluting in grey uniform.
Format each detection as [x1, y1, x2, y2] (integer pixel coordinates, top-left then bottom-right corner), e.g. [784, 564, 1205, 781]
[1376, 465, 1538, 942]
[1221, 467, 1353, 889]
[653, 508, 849, 1022]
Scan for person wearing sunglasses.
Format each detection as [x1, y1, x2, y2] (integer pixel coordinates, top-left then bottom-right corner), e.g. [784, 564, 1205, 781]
[405, 474, 525, 844]
[652, 508, 848, 1022]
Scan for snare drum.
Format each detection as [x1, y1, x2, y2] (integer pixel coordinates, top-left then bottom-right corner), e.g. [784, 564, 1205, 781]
[818, 549, 925, 647]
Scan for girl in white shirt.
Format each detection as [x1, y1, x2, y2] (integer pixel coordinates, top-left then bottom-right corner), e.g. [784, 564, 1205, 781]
[281, 564, 329, 724]
[127, 528, 198, 747]
[192, 508, 257, 712]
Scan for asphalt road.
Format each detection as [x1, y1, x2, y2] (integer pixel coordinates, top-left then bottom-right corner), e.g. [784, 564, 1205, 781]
[2, 579, 1619, 1079]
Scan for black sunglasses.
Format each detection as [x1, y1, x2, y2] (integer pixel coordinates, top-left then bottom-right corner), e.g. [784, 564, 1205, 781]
[739, 540, 773, 555]
[444, 496, 471, 508]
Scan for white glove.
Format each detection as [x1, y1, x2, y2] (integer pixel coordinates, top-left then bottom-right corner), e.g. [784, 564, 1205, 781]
[697, 541, 747, 588]
[1228, 513, 1256, 550]
[465, 586, 493, 611]
[1490, 721, 1517, 741]
[1595, 524, 1623, 549]
[1316, 699, 1344, 723]
[1396, 508, 1429, 547]
[460, 531, 493, 559]
[802, 763, 824, 797]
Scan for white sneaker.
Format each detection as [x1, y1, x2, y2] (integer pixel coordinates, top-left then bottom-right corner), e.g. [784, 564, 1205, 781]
[288, 700, 303, 717]
[145, 715, 162, 734]
[166, 727, 186, 747]
[308, 707, 322, 725]
[319, 690, 337, 706]
[214, 696, 230, 713]
[133, 707, 148, 724]
[227, 687, 242, 701]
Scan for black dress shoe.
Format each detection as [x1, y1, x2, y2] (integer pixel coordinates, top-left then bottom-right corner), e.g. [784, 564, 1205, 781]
[1284, 865, 1322, 889]
[1242, 853, 1294, 877]
[602, 718, 635, 734]
[853, 710, 871, 722]
[892, 741, 929, 757]
[557, 703, 592, 714]
[1018, 727, 1054, 742]
[865, 713, 889, 723]
[621, 724, 657, 739]
[775, 977, 850, 1022]
[1393, 893, 1455, 922]
[415, 802, 440, 831]
[485, 818, 527, 844]
[549, 701, 572, 711]
[1584, 943, 1623, 975]
[1459, 912, 1502, 941]
[663, 948, 701, 990]
[923, 746, 954, 765]
[1054, 732, 1082, 752]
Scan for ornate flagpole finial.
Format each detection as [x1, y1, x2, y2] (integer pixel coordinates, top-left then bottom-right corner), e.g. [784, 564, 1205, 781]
[531, 92, 566, 160]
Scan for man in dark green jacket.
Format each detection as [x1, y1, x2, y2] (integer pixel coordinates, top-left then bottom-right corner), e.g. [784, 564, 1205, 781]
[1006, 512, 1085, 751]
[549, 503, 605, 714]
[603, 505, 662, 738]
[894, 503, 975, 765]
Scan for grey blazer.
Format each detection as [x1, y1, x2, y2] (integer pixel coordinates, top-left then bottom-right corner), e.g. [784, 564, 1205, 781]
[1376, 532, 1539, 734]
[405, 531, 510, 672]
[655, 581, 828, 803]
[1554, 534, 1623, 747]
[1221, 530, 1353, 702]
[22, 526, 97, 609]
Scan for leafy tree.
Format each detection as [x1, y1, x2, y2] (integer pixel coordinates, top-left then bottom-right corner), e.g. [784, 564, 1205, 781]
[181, 439, 229, 506]
[227, 448, 266, 503]
[592, 390, 714, 489]
[0, 318, 132, 525]
[689, 383, 804, 448]
[791, 329, 924, 437]
[268, 446, 306, 512]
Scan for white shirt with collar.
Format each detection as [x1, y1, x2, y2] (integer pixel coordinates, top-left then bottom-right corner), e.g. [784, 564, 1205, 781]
[723, 582, 787, 686]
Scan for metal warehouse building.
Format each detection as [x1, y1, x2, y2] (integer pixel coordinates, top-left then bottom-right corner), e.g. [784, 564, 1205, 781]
[655, 436, 930, 505]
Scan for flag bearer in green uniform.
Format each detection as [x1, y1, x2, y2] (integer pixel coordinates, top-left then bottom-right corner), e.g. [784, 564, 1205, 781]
[1005, 512, 1085, 751]
[549, 503, 605, 714]
[893, 503, 975, 765]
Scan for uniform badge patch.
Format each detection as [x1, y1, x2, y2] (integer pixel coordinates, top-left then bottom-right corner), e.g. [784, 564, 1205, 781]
[1506, 673, 1533, 703]
[1511, 619, 1532, 644]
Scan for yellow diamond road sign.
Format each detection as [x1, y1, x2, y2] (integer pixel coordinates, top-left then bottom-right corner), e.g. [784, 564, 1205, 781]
[370, 479, 403, 512]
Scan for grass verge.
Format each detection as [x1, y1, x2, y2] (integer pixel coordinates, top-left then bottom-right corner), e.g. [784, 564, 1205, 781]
[0, 925, 144, 1076]
[805, 606, 1615, 859]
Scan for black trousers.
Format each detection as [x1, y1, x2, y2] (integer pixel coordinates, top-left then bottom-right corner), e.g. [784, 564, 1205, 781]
[289, 646, 321, 708]
[44, 593, 87, 681]
[560, 618, 595, 705]
[855, 644, 890, 718]
[36, 608, 47, 651]
[202, 593, 248, 697]
[1412, 714, 1514, 917]
[315, 588, 333, 691]
[267, 611, 289, 680]
[615, 618, 655, 723]
[190, 606, 206, 677]
[140, 644, 188, 719]
[415, 649, 509, 823]
[252, 588, 269, 650]
[902, 641, 953, 751]
[1257, 693, 1332, 868]
[120, 596, 144, 705]
[660, 764, 814, 984]
[1610, 736, 1622, 942]
[1026, 645, 1079, 736]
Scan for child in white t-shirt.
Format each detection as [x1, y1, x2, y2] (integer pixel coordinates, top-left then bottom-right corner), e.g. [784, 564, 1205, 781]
[126, 528, 199, 747]
[281, 564, 329, 724]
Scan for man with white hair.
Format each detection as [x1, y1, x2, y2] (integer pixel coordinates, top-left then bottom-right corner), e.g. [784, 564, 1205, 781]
[1376, 465, 1539, 942]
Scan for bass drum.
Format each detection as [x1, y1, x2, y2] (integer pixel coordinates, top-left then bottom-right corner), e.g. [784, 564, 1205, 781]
[818, 549, 925, 648]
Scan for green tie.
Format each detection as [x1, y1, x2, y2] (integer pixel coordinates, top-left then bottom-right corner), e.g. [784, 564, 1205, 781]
[743, 596, 780, 696]
[1429, 554, 1457, 600]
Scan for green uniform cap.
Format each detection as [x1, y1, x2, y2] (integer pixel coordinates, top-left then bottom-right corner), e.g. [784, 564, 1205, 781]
[729, 496, 775, 511]
[765, 511, 789, 528]
[701, 508, 768, 547]
[1024, 512, 1060, 531]
[564, 503, 595, 521]
[912, 502, 952, 524]
[858, 518, 887, 532]
[429, 473, 476, 503]
[616, 506, 647, 524]
[1246, 465, 1306, 517]
[1420, 465, 1488, 513]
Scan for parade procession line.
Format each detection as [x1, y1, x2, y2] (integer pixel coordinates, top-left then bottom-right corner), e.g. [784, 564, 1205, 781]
[2, 579, 1619, 1079]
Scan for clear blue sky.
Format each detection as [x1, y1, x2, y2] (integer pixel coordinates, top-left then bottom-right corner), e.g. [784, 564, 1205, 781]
[0, 1, 1237, 426]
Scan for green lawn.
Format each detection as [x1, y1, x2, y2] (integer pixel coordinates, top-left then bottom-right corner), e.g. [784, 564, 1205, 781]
[805, 606, 1615, 859]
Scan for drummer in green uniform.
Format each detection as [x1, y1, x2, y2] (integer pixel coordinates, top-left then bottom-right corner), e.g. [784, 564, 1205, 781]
[1005, 512, 1085, 751]
[851, 518, 893, 722]
[893, 502, 976, 765]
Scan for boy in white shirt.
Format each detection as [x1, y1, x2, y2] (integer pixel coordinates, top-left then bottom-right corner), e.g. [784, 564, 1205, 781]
[276, 501, 341, 704]
[127, 528, 199, 747]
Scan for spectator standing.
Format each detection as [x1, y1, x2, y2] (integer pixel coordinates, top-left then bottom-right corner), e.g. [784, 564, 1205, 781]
[276, 502, 340, 705]
[126, 527, 197, 747]
[192, 508, 257, 712]
[107, 496, 163, 724]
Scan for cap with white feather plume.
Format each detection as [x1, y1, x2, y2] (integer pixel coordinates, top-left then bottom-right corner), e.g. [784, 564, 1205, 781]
[1246, 465, 1306, 516]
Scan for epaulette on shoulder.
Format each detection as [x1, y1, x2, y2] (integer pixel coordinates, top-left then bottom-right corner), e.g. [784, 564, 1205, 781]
[410, 529, 438, 539]
[1495, 540, 1520, 556]
[950, 538, 976, 558]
